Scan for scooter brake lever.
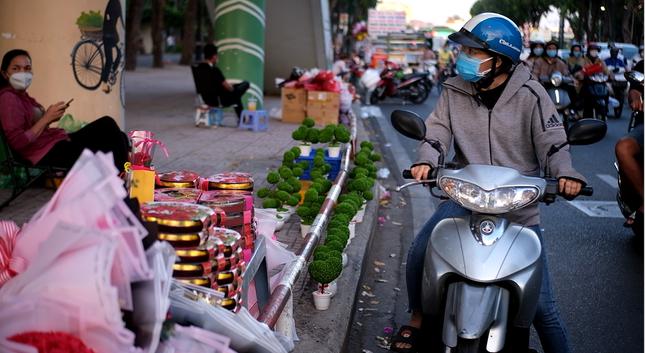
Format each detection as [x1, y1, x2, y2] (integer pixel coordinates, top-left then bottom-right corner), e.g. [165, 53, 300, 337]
[395, 180, 434, 192]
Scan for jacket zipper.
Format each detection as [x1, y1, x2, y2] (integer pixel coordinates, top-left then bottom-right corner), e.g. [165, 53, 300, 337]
[442, 82, 482, 107]
[488, 109, 493, 165]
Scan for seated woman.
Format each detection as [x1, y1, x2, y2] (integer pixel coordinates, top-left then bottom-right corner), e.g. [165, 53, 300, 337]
[0, 49, 129, 172]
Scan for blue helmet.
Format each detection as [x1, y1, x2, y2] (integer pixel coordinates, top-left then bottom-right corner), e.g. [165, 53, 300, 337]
[449, 13, 523, 64]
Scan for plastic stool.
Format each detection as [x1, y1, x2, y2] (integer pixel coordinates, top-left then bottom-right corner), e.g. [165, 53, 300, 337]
[195, 105, 224, 127]
[238, 110, 268, 132]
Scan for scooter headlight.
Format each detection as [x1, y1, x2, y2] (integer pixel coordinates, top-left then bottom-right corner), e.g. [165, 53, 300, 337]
[439, 177, 540, 214]
[550, 72, 563, 87]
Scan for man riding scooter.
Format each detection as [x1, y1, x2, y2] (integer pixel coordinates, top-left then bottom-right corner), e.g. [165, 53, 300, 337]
[533, 41, 578, 126]
[605, 44, 629, 118]
[390, 12, 585, 353]
[581, 44, 610, 120]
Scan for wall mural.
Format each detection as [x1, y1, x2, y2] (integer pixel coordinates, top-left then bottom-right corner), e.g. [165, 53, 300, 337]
[71, 0, 125, 107]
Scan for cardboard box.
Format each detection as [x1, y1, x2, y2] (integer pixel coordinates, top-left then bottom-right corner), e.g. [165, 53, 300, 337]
[281, 87, 307, 124]
[306, 91, 340, 126]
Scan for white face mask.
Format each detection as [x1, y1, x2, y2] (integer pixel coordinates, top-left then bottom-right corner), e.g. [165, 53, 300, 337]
[589, 50, 599, 58]
[8, 72, 32, 90]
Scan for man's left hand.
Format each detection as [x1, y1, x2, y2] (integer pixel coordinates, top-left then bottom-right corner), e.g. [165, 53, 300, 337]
[558, 178, 583, 199]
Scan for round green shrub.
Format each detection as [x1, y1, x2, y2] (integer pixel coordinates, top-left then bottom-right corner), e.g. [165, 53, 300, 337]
[360, 141, 374, 150]
[292, 126, 307, 141]
[262, 198, 280, 209]
[355, 154, 371, 167]
[303, 117, 315, 128]
[327, 249, 342, 261]
[288, 177, 301, 191]
[306, 129, 319, 143]
[313, 251, 329, 261]
[287, 196, 300, 206]
[334, 125, 351, 143]
[308, 260, 341, 285]
[326, 240, 345, 252]
[267, 171, 280, 184]
[331, 213, 350, 225]
[277, 181, 293, 193]
[318, 128, 334, 143]
[352, 178, 371, 192]
[298, 161, 310, 170]
[292, 167, 304, 177]
[257, 187, 270, 198]
[370, 152, 382, 161]
[328, 226, 350, 238]
[310, 170, 324, 180]
[304, 189, 319, 203]
[315, 245, 331, 256]
[335, 202, 356, 216]
[283, 151, 296, 163]
[309, 182, 324, 194]
[322, 164, 331, 174]
[313, 156, 325, 167]
[279, 166, 293, 179]
[276, 190, 291, 202]
[363, 190, 374, 201]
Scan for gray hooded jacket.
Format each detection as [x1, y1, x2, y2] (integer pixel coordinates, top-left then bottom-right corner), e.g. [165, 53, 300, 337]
[415, 63, 586, 226]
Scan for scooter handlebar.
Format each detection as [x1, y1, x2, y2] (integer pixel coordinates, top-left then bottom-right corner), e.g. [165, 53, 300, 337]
[578, 186, 594, 196]
[402, 169, 414, 179]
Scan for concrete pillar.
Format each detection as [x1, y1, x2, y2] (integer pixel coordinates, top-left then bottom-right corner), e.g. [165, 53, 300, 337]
[0, 0, 125, 127]
[213, 0, 266, 109]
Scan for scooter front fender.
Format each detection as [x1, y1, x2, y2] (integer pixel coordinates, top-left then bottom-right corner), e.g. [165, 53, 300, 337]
[443, 282, 510, 352]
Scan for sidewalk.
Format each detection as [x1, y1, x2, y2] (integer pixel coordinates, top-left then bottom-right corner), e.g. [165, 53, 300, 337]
[0, 63, 381, 352]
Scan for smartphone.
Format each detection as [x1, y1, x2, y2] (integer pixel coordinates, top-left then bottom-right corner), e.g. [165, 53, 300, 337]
[65, 98, 74, 107]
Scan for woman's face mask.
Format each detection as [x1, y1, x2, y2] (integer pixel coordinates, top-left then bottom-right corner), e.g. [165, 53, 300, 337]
[546, 49, 558, 58]
[573, 50, 581, 58]
[533, 47, 544, 56]
[9, 72, 32, 91]
[455, 52, 492, 82]
[589, 50, 599, 58]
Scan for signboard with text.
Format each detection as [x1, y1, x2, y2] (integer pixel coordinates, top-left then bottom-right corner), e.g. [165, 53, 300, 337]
[368, 9, 406, 37]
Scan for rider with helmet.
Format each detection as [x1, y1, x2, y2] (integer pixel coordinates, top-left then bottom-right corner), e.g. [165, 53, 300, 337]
[525, 39, 546, 73]
[580, 43, 610, 119]
[605, 43, 629, 118]
[390, 12, 583, 353]
[532, 40, 570, 78]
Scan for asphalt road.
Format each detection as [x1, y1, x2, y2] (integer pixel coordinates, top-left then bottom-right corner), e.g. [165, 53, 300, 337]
[347, 85, 643, 353]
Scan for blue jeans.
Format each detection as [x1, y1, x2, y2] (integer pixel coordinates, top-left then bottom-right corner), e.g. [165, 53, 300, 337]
[406, 200, 570, 353]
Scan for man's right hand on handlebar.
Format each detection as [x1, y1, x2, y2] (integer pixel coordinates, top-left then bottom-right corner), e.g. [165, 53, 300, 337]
[411, 164, 432, 181]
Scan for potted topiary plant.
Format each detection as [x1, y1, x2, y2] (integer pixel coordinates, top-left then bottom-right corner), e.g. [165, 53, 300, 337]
[308, 258, 343, 310]
[319, 124, 351, 158]
[291, 118, 318, 156]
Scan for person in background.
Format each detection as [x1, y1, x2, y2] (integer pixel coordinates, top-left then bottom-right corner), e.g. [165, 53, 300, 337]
[532, 41, 570, 79]
[524, 40, 545, 73]
[605, 44, 629, 117]
[0, 49, 129, 172]
[199, 44, 250, 120]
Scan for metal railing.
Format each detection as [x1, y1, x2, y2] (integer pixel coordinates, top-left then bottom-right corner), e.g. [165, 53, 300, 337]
[257, 114, 357, 328]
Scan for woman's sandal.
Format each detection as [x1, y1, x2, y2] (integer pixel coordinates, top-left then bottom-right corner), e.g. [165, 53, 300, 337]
[389, 325, 422, 353]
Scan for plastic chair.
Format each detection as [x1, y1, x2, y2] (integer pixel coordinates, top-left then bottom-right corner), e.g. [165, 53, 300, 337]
[191, 64, 237, 127]
[238, 110, 268, 132]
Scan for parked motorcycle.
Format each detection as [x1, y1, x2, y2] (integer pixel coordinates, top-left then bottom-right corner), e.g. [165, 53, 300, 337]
[541, 72, 576, 131]
[391, 110, 606, 353]
[608, 65, 629, 118]
[615, 69, 644, 238]
[370, 61, 429, 105]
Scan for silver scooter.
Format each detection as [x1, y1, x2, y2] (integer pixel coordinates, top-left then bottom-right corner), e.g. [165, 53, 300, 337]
[391, 110, 606, 353]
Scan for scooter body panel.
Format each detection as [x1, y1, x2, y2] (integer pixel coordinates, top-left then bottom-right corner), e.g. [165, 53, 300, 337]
[421, 215, 543, 329]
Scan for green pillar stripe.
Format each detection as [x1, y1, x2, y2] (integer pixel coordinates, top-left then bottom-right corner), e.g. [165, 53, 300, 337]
[216, 38, 264, 57]
[215, 0, 265, 23]
[215, 4, 265, 26]
[214, 0, 265, 109]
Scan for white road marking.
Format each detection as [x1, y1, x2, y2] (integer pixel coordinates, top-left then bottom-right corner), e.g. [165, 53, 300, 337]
[567, 200, 623, 218]
[596, 174, 618, 189]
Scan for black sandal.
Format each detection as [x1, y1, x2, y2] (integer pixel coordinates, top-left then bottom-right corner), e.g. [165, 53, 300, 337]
[390, 325, 422, 353]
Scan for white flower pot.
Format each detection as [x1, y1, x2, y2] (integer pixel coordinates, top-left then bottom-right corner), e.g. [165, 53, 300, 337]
[298, 144, 312, 157]
[277, 210, 291, 223]
[312, 290, 332, 310]
[348, 222, 356, 240]
[327, 146, 341, 158]
[275, 218, 285, 231]
[300, 223, 311, 238]
[323, 280, 338, 297]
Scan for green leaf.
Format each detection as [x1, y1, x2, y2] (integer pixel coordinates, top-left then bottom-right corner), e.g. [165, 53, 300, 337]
[257, 187, 270, 198]
[262, 198, 280, 209]
[267, 171, 281, 184]
[303, 117, 315, 128]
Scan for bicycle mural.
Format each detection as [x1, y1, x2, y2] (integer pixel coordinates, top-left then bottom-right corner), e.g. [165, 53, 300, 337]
[71, 0, 125, 107]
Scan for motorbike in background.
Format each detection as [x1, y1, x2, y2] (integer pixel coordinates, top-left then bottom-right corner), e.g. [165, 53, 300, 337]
[582, 63, 610, 121]
[370, 61, 429, 105]
[391, 110, 606, 352]
[608, 65, 629, 118]
[540, 72, 576, 131]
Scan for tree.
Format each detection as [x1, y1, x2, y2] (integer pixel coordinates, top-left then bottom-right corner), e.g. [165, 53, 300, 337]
[179, 0, 198, 65]
[125, 0, 145, 71]
[470, 0, 553, 26]
[151, 0, 165, 68]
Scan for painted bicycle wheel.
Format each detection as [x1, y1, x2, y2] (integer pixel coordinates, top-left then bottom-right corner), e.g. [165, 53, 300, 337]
[71, 39, 104, 90]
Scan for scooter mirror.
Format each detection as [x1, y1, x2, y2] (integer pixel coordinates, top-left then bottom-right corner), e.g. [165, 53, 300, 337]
[391, 110, 426, 141]
[567, 118, 607, 145]
[624, 70, 644, 84]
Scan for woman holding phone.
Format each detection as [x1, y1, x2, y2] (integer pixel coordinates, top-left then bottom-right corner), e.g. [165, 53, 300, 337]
[0, 49, 129, 172]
